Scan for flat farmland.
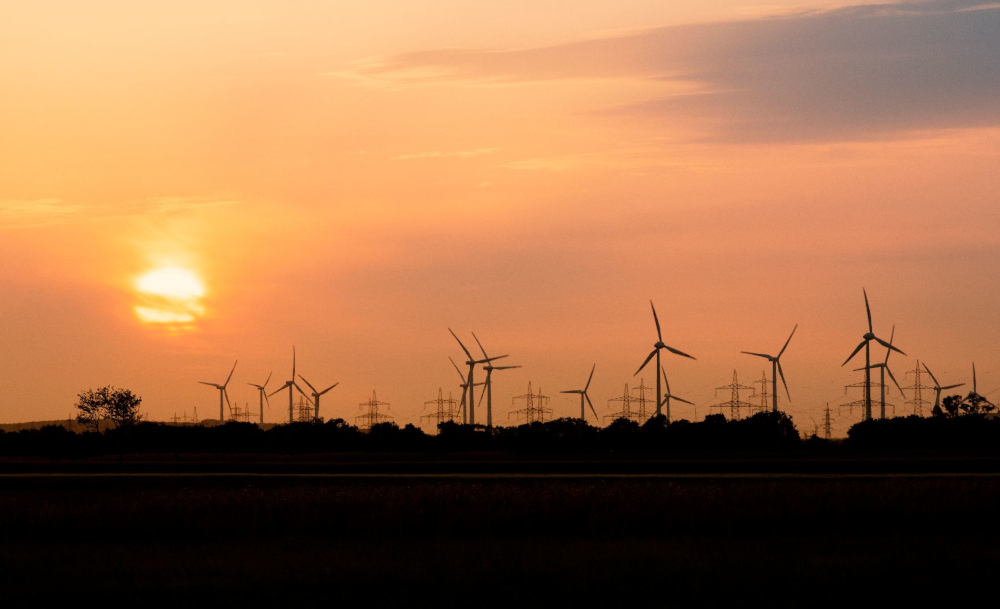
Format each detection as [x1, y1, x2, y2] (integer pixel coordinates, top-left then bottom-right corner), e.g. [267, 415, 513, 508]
[1, 460, 998, 605]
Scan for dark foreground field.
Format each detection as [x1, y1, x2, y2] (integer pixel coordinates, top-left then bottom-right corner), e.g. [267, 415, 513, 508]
[2, 459, 999, 606]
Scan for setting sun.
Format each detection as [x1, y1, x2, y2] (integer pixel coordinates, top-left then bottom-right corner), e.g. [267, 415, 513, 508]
[134, 267, 205, 326]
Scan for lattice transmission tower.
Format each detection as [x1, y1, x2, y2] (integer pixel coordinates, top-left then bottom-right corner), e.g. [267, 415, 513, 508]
[422, 388, 460, 429]
[752, 371, 774, 416]
[509, 382, 552, 425]
[605, 383, 636, 424]
[824, 403, 833, 440]
[356, 391, 393, 431]
[711, 370, 757, 420]
[903, 359, 933, 417]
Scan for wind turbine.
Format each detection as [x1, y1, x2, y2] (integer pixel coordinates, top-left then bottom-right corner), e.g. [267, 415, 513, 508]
[635, 300, 696, 418]
[472, 334, 521, 428]
[248, 372, 272, 425]
[741, 324, 797, 413]
[268, 347, 312, 423]
[561, 364, 598, 422]
[922, 363, 965, 411]
[854, 326, 905, 420]
[659, 365, 694, 423]
[298, 374, 339, 420]
[449, 328, 508, 426]
[969, 363, 996, 408]
[199, 360, 237, 422]
[449, 356, 484, 423]
[842, 289, 906, 421]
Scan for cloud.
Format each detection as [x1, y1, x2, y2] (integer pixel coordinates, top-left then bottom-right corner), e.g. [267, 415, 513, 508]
[391, 148, 499, 160]
[0, 199, 84, 227]
[349, 0, 1000, 142]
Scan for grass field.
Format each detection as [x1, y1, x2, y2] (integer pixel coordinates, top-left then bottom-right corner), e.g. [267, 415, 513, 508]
[1, 470, 998, 605]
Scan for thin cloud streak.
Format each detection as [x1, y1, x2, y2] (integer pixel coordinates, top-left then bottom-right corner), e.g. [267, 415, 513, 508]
[348, 0, 1000, 142]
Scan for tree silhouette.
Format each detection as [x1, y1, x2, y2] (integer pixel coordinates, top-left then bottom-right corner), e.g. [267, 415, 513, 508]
[75, 386, 143, 431]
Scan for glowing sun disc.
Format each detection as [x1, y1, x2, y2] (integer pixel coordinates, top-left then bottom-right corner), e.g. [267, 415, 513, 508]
[137, 267, 205, 299]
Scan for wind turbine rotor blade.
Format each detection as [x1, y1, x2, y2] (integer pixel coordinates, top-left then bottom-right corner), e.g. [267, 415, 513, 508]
[478, 383, 488, 407]
[560, 390, 580, 394]
[741, 351, 772, 360]
[973, 362, 977, 393]
[584, 364, 596, 391]
[842, 341, 867, 367]
[471, 332, 489, 360]
[649, 300, 663, 342]
[224, 388, 232, 410]
[634, 349, 657, 376]
[777, 362, 790, 402]
[448, 328, 473, 359]
[778, 324, 798, 358]
[298, 375, 317, 393]
[264, 371, 272, 388]
[863, 288, 872, 333]
[661, 365, 671, 393]
[199, 381, 218, 387]
[671, 395, 694, 406]
[223, 360, 238, 387]
[586, 393, 598, 420]
[873, 336, 906, 356]
[942, 383, 965, 391]
[319, 382, 339, 395]
[664, 345, 696, 360]
[449, 357, 466, 381]
[495, 365, 522, 371]
[921, 363, 940, 387]
[883, 326, 896, 365]
[482, 354, 509, 363]
[885, 367, 905, 398]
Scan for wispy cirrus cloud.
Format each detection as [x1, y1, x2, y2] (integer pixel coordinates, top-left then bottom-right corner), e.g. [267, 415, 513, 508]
[391, 148, 499, 160]
[347, 0, 1000, 142]
[1, 196, 240, 228]
[0, 199, 85, 228]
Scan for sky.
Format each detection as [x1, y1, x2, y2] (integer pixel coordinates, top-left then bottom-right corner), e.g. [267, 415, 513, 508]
[2, 0, 999, 436]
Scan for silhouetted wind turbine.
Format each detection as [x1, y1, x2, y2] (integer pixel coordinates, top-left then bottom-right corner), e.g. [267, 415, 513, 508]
[969, 363, 995, 410]
[248, 371, 272, 425]
[449, 356, 483, 424]
[842, 289, 905, 421]
[635, 300, 696, 418]
[299, 374, 339, 420]
[449, 328, 508, 426]
[199, 360, 237, 422]
[659, 365, 693, 423]
[854, 326, 905, 419]
[741, 324, 797, 413]
[473, 333, 520, 428]
[268, 347, 312, 423]
[561, 364, 598, 422]
[922, 363, 964, 411]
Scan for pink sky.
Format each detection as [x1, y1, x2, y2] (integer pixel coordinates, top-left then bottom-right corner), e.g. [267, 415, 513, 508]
[2, 1, 999, 436]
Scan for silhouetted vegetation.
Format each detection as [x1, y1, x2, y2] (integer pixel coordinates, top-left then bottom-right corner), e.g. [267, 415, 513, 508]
[75, 386, 143, 430]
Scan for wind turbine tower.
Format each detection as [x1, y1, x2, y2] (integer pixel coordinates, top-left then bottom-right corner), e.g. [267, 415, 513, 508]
[659, 365, 693, 423]
[248, 372, 272, 426]
[741, 324, 797, 413]
[268, 347, 312, 424]
[854, 326, 905, 419]
[635, 301, 696, 418]
[561, 364, 599, 423]
[199, 360, 238, 422]
[842, 289, 905, 421]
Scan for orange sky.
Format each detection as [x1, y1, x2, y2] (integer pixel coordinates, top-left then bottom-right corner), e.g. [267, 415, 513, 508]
[2, 1, 999, 436]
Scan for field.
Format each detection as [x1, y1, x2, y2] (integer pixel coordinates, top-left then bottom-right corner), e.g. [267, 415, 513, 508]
[1, 457, 999, 605]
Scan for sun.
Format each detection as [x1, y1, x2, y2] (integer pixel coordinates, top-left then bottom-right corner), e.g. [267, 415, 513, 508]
[134, 267, 206, 327]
